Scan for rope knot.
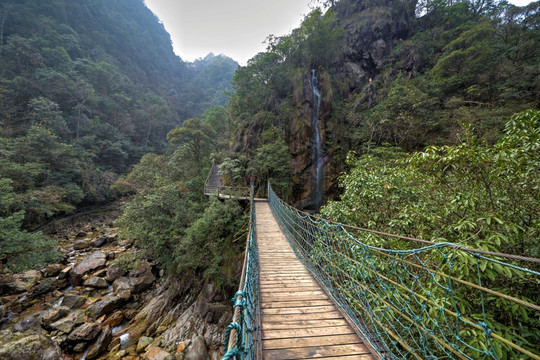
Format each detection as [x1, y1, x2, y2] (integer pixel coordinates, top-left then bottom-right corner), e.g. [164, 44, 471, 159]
[479, 322, 492, 336]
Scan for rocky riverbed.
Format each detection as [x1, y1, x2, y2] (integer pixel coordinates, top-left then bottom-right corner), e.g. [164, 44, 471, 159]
[0, 211, 231, 360]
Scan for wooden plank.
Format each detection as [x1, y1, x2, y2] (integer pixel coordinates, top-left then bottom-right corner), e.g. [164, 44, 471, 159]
[263, 344, 372, 360]
[263, 334, 362, 350]
[261, 299, 333, 308]
[261, 286, 321, 293]
[262, 325, 354, 339]
[262, 318, 349, 330]
[254, 201, 375, 360]
[262, 312, 343, 321]
[262, 305, 337, 315]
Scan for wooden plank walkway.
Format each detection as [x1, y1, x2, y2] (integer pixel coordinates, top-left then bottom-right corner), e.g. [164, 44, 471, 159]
[256, 201, 375, 360]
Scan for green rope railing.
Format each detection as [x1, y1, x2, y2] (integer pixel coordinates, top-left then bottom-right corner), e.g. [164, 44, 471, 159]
[222, 183, 260, 360]
[268, 184, 540, 360]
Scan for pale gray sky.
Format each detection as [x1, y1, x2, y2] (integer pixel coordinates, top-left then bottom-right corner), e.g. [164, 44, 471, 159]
[144, 0, 534, 65]
[144, 0, 314, 65]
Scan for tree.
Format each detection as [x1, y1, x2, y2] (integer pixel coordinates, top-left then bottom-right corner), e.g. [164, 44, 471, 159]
[0, 178, 60, 271]
[249, 127, 293, 199]
[166, 118, 214, 166]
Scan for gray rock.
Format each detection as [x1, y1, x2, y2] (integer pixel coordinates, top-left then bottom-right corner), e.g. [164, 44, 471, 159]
[92, 236, 108, 247]
[185, 335, 209, 360]
[0, 334, 62, 360]
[112, 276, 132, 293]
[68, 322, 101, 341]
[87, 325, 112, 360]
[86, 296, 123, 318]
[127, 262, 155, 294]
[73, 342, 87, 352]
[62, 294, 86, 309]
[73, 240, 92, 250]
[106, 264, 125, 282]
[50, 312, 78, 334]
[84, 276, 108, 288]
[71, 251, 106, 284]
[14, 313, 42, 332]
[137, 336, 154, 353]
[76, 231, 87, 238]
[42, 306, 70, 326]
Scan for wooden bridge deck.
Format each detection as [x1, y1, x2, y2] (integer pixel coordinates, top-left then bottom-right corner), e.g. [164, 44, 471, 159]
[256, 201, 375, 360]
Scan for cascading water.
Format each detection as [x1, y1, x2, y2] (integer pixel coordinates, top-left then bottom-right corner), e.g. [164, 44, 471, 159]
[311, 69, 324, 210]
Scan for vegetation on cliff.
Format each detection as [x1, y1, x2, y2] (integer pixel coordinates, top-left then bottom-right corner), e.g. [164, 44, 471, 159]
[225, 0, 539, 199]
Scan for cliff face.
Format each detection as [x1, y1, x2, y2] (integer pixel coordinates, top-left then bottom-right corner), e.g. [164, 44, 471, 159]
[286, 0, 415, 207]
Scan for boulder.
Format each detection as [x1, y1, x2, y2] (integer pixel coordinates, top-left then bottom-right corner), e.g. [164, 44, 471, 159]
[137, 336, 153, 353]
[0, 270, 41, 295]
[41, 306, 70, 326]
[68, 322, 101, 341]
[185, 336, 209, 360]
[92, 236, 108, 248]
[71, 251, 106, 284]
[128, 262, 155, 291]
[144, 346, 170, 360]
[86, 296, 123, 318]
[73, 240, 92, 250]
[50, 312, 79, 334]
[84, 277, 108, 288]
[62, 294, 86, 309]
[106, 264, 125, 282]
[0, 334, 62, 360]
[87, 325, 112, 359]
[112, 276, 132, 293]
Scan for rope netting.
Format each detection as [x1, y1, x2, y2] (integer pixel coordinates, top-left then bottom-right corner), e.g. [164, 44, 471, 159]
[222, 183, 260, 360]
[268, 185, 540, 360]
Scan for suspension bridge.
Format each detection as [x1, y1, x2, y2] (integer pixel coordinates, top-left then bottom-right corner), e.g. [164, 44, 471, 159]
[206, 175, 540, 359]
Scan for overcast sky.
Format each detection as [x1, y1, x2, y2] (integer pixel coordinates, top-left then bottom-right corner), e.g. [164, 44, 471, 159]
[144, 0, 534, 65]
[144, 0, 314, 65]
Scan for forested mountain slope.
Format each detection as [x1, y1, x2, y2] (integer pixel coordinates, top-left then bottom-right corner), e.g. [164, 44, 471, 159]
[0, 0, 237, 227]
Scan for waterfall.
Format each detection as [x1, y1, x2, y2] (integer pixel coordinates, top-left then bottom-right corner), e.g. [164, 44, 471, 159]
[311, 69, 324, 210]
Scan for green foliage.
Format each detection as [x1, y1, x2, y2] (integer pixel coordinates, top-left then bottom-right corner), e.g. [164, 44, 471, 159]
[0, 178, 60, 271]
[321, 110, 540, 357]
[323, 110, 539, 253]
[175, 198, 244, 290]
[117, 118, 246, 291]
[249, 127, 293, 199]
